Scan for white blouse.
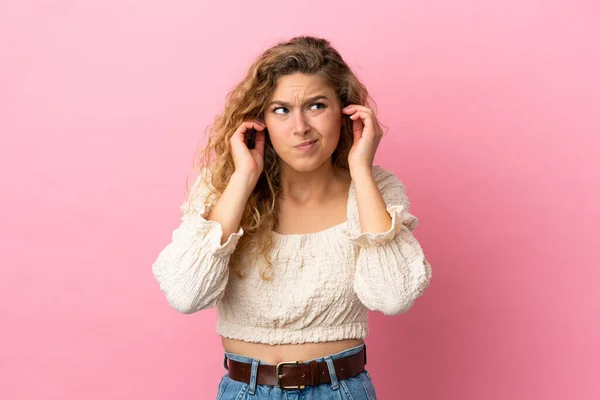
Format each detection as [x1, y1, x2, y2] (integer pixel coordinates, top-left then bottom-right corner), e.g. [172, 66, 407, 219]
[152, 165, 432, 345]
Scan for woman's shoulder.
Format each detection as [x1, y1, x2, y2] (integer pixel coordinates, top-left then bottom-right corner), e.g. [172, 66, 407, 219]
[372, 164, 392, 177]
[363, 165, 409, 203]
[365, 165, 402, 187]
[346, 165, 403, 194]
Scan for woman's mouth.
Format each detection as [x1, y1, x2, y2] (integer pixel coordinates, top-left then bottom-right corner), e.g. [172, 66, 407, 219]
[295, 139, 317, 151]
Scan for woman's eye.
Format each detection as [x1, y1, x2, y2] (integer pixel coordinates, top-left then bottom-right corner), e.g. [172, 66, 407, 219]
[272, 103, 325, 115]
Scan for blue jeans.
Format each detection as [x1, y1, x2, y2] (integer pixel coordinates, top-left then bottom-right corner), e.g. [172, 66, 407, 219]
[217, 343, 377, 399]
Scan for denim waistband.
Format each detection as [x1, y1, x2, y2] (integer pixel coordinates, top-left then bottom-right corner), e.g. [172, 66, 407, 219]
[224, 342, 366, 366]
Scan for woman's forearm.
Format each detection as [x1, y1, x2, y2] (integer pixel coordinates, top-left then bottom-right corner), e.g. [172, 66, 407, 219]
[351, 167, 393, 234]
[208, 173, 256, 245]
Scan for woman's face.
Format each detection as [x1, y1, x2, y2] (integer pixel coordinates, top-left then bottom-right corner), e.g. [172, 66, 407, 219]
[263, 73, 343, 173]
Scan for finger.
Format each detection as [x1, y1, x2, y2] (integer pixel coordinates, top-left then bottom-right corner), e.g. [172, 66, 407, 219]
[232, 121, 266, 146]
[342, 104, 371, 114]
[349, 110, 371, 131]
[352, 118, 362, 144]
[236, 121, 266, 136]
[344, 106, 378, 134]
[348, 109, 372, 120]
[231, 129, 245, 145]
[230, 133, 249, 153]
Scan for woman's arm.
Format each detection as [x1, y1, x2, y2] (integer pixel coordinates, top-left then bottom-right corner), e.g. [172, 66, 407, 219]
[346, 166, 432, 315]
[350, 166, 393, 235]
[208, 172, 256, 245]
[151, 169, 250, 314]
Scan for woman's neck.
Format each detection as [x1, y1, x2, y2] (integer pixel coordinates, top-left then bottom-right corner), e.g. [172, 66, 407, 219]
[279, 161, 344, 204]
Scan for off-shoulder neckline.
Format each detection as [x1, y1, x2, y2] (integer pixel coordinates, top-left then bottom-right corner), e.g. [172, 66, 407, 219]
[270, 177, 355, 239]
[267, 166, 389, 249]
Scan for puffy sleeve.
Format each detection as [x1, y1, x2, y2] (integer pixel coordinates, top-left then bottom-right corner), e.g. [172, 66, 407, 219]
[151, 168, 243, 314]
[345, 166, 432, 315]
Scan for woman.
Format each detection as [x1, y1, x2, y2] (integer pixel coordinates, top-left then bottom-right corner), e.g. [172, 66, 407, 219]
[152, 35, 432, 399]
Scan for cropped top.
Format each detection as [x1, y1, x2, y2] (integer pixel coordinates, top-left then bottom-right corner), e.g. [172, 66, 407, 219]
[151, 165, 432, 345]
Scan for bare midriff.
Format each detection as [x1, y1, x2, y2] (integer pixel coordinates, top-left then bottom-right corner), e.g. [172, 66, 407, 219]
[221, 337, 364, 365]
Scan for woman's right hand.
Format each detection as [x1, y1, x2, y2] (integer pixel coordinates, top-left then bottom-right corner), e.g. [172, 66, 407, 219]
[230, 121, 267, 184]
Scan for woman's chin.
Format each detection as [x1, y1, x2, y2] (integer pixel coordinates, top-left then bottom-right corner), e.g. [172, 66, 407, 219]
[279, 156, 334, 173]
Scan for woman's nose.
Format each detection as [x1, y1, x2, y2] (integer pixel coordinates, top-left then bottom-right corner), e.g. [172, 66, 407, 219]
[293, 112, 310, 136]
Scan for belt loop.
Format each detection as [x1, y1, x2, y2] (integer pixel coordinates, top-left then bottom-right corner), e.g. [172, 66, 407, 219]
[248, 359, 259, 395]
[324, 356, 339, 390]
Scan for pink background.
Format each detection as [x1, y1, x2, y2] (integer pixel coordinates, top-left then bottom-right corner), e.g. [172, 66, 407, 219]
[1, 1, 598, 399]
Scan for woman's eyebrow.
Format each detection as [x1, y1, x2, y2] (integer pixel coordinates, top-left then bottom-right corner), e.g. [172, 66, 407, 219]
[267, 95, 329, 108]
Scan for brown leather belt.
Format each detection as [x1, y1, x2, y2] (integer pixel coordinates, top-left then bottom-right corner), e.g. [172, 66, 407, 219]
[225, 346, 367, 390]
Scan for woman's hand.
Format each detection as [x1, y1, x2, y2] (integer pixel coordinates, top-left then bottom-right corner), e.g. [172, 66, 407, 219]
[230, 120, 267, 184]
[342, 104, 384, 173]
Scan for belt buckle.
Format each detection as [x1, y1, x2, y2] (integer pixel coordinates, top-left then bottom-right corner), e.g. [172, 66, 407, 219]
[276, 360, 306, 390]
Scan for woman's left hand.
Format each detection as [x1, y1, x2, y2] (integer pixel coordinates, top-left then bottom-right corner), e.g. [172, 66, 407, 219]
[342, 104, 384, 172]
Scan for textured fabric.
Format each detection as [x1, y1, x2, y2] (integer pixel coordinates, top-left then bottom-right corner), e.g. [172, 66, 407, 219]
[216, 343, 377, 399]
[152, 165, 432, 345]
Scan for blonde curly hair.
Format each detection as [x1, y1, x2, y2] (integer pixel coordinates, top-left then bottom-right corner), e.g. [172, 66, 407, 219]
[185, 35, 378, 280]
